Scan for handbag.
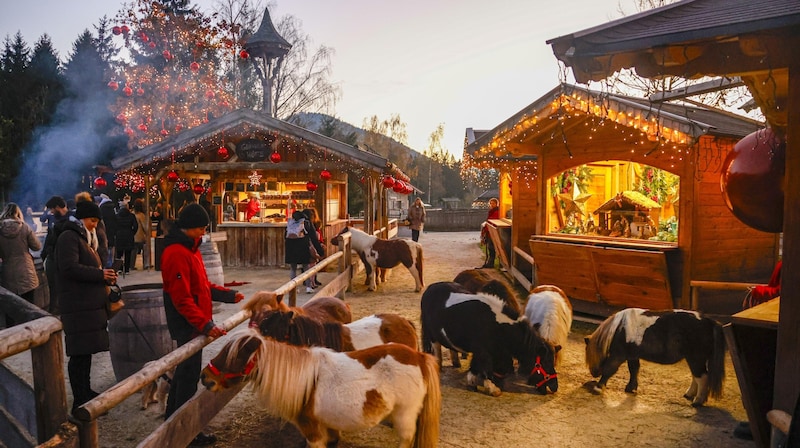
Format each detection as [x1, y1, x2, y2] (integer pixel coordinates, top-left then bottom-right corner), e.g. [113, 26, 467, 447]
[106, 284, 125, 319]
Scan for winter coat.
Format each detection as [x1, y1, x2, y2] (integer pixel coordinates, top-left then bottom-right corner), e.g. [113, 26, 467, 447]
[0, 218, 41, 296]
[161, 226, 235, 341]
[56, 218, 110, 356]
[99, 198, 118, 247]
[114, 207, 138, 251]
[134, 211, 148, 244]
[284, 213, 323, 265]
[408, 204, 426, 231]
[41, 211, 72, 262]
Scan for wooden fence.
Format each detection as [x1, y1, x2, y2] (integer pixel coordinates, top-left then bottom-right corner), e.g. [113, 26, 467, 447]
[423, 209, 486, 232]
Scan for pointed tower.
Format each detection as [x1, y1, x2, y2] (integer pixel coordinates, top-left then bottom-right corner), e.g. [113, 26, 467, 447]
[244, 8, 292, 117]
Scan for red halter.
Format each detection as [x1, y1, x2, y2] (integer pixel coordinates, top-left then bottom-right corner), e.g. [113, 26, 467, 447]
[529, 356, 557, 389]
[205, 357, 256, 388]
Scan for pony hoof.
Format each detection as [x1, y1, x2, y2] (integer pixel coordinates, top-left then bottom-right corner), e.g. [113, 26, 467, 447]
[683, 393, 695, 401]
[591, 386, 604, 395]
[691, 401, 705, 408]
[624, 386, 638, 394]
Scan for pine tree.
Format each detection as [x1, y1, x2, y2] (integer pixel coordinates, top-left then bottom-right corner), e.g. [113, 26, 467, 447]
[27, 35, 64, 126]
[109, 0, 236, 149]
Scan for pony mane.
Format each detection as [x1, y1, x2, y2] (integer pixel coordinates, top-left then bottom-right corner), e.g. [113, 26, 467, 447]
[527, 290, 571, 348]
[446, 291, 519, 322]
[586, 309, 629, 369]
[247, 329, 318, 421]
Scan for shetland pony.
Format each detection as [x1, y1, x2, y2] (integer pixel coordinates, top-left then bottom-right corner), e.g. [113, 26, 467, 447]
[259, 310, 419, 351]
[524, 285, 572, 365]
[420, 282, 558, 396]
[584, 307, 725, 407]
[200, 328, 440, 448]
[332, 226, 424, 292]
[243, 291, 352, 327]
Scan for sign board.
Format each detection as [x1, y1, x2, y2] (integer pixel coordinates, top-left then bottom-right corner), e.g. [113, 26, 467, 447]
[237, 139, 269, 162]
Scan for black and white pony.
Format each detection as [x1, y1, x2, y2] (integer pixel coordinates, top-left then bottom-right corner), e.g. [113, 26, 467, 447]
[585, 307, 725, 407]
[420, 282, 558, 396]
[331, 226, 424, 292]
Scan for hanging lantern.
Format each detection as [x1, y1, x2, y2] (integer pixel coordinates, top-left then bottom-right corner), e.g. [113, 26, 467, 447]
[239, 49, 249, 59]
[270, 151, 282, 163]
[217, 146, 229, 158]
[320, 169, 332, 181]
[382, 175, 395, 188]
[167, 170, 180, 182]
[193, 184, 205, 195]
[190, 61, 200, 72]
[107, 80, 119, 91]
[306, 181, 318, 192]
[721, 128, 785, 233]
[93, 177, 107, 188]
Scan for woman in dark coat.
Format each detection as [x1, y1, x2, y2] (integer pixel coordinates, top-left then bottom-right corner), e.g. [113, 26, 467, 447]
[285, 210, 323, 294]
[56, 201, 118, 413]
[115, 205, 138, 273]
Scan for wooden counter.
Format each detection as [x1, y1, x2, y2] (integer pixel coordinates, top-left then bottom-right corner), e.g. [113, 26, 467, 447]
[217, 222, 287, 267]
[724, 297, 780, 448]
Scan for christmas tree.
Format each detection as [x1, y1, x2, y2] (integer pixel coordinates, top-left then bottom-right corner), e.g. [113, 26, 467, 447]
[109, 0, 239, 149]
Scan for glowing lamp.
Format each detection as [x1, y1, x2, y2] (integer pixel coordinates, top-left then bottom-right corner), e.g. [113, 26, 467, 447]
[720, 128, 785, 233]
[193, 184, 205, 195]
[167, 170, 180, 182]
[93, 177, 107, 188]
[270, 152, 282, 163]
[382, 176, 395, 188]
[306, 181, 318, 192]
[217, 146, 229, 158]
[107, 81, 119, 91]
[320, 169, 332, 181]
[190, 62, 200, 72]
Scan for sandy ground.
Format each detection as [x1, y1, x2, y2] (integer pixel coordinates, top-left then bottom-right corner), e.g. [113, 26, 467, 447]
[4, 228, 753, 447]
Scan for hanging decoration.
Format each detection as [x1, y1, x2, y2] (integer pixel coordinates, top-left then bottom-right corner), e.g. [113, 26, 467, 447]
[193, 183, 205, 195]
[382, 175, 395, 188]
[217, 146, 229, 158]
[94, 177, 108, 188]
[108, 81, 119, 91]
[167, 170, 180, 182]
[306, 181, 318, 192]
[248, 170, 262, 187]
[270, 151, 282, 163]
[320, 169, 332, 181]
[239, 50, 249, 59]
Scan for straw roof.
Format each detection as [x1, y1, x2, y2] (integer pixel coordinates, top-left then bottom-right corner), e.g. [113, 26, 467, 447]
[593, 191, 661, 214]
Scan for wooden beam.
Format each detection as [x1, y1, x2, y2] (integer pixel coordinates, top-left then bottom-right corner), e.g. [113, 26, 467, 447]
[649, 77, 744, 102]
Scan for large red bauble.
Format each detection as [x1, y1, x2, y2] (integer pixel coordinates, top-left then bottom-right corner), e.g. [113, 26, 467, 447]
[720, 128, 785, 233]
[205, 90, 215, 99]
[93, 177, 107, 188]
[112, 26, 122, 35]
[270, 152, 282, 163]
[137, 123, 148, 132]
[108, 81, 119, 91]
[190, 62, 200, 72]
[120, 25, 129, 34]
[239, 50, 249, 59]
[217, 146, 229, 158]
[123, 86, 133, 96]
[320, 169, 332, 181]
[193, 184, 205, 195]
[167, 170, 180, 182]
[382, 175, 395, 188]
[136, 87, 145, 96]
[306, 181, 318, 192]
[393, 180, 405, 193]
[162, 50, 172, 60]
[160, 129, 169, 136]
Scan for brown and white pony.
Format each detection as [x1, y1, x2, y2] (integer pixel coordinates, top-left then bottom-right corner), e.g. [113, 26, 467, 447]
[453, 268, 523, 314]
[524, 285, 572, 365]
[242, 291, 352, 327]
[332, 226, 424, 292]
[201, 329, 441, 447]
[259, 310, 419, 351]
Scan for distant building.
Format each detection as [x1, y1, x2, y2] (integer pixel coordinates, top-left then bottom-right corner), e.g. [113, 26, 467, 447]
[471, 190, 499, 209]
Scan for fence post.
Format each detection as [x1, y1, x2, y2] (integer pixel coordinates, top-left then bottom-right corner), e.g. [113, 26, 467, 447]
[31, 332, 68, 443]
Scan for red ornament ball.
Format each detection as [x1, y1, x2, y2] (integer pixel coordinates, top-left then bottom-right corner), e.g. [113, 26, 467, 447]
[115, 113, 127, 124]
[167, 171, 180, 182]
[136, 87, 145, 96]
[190, 62, 200, 72]
[205, 90, 215, 99]
[120, 25, 129, 34]
[193, 184, 205, 195]
[137, 123, 148, 132]
[720, 128, 786, 233]
[124, 127, 134, 137]
[175, 124, 183, 132]
[217, 146, 229, 158]
[239, 50, 249, 59]
[112, 26, 122, 35]
[160, 129, 169, 136]
[162, 50, 172, 60]
[107, 81, 119, 91]
[320, 169, 332, 181]
[270, 152, 282, 163]
[148, 41, 156, 49]
[93, 177, 107, 188]
[306, 181, 318, 192]
[393, 180, 405, 193]
[382, 175, 395, 188]
[123, 86, 133, 96]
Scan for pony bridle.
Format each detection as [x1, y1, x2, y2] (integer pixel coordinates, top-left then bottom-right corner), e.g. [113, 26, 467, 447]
[529, 356, 557, 389]
[205, 357, 256, 388]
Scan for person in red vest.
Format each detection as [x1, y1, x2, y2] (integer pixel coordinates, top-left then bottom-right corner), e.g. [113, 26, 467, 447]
[245, 194, 260, 221]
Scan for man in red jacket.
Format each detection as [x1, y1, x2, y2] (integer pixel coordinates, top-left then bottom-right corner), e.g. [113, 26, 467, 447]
[161, 203, 243, 446]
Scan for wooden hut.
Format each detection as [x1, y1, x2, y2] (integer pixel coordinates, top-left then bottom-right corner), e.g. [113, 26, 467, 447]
[109, 108, 410, 267]
[464, 83, 771, 315]
[546, 1, 800, 446]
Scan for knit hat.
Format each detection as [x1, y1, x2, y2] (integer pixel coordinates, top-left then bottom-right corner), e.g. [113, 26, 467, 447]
[177, 203, 209, 229]
[75, 201, 101, 219]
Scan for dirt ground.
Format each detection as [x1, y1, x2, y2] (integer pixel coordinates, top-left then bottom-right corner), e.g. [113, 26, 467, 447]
[5, 228, 754, 447]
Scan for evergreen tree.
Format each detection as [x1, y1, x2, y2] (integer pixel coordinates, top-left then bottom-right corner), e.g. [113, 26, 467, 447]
[0, 33, 33, 197]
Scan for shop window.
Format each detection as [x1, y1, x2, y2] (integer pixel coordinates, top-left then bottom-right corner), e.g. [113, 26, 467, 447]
[546, 161, 679, 243]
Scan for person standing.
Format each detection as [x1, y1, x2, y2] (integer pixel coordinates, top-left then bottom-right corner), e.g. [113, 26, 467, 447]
[161, 203, 242, 446]
[98, 194, 118, 268]
[285, 210, 318, 294]
[115, 204, 138, 273]
[75, 192, 109, 270]
[55, 201, 118, 413]
[0, 203, 41, 305]
[302, 208, 325, 288]
[408, 197, 426, 243]
[132, 199, 151, 270]
[41, 196, 72, 314]
[480, 198, 500, 268]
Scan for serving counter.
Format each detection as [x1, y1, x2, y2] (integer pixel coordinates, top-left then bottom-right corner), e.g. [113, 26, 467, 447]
[217, 222, 288, 267]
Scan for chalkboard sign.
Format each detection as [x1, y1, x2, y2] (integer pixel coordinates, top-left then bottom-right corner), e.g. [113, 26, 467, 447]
[237, 139, 269, 162]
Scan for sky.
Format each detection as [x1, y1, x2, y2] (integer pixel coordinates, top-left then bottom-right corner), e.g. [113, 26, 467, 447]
[0, 0, 630, 159]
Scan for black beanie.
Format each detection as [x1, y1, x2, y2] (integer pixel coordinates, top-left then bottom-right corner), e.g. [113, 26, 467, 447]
[74, 201, 101, 219]
[177, 203, 209, 229]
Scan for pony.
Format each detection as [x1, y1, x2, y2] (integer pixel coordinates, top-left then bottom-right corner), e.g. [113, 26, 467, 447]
[258, 310, 419, 351]
[331, 226, 424, 292]
[453, 268, 522, 314]
[242, 291, 352, 327]
[420, 281, 558, 396]
[524, 285, 572, 365]
[200, 328, 440, 448]
[584, 307, 726, 407]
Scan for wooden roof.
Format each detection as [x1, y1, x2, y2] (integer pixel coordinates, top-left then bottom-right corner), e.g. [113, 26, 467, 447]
[109, 108, 389, 173]
[593, 191, 662, 214]
[547, 0, 800, 128]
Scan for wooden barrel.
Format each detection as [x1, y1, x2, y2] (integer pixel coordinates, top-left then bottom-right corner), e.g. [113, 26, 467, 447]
[108, 284, 175, 382]
[199, 239, 224, 286]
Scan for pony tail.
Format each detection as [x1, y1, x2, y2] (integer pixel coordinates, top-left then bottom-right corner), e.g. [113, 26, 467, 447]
[416, 245, 424, 285]
[708, 320, 726, 398]
[414, 353, 441, 448]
